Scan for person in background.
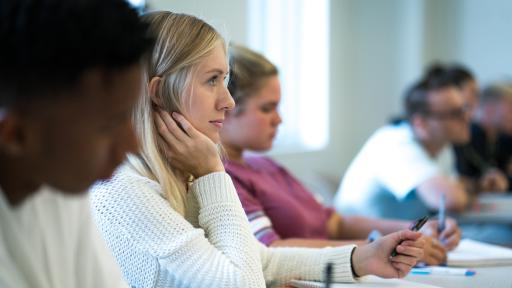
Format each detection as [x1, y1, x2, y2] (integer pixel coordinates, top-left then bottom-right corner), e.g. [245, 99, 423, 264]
[220, 44, 461, 266]
[0, 0, 153, 287]
[426, 64, 480, 118]
[427, 64, 509, 193]
[455, 83, 512, 192]
[91, 11, 425, 288]
[334, 70, 470, 220]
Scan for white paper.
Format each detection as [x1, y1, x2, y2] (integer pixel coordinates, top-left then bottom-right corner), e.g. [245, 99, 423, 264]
[290, 275, 442, 288]
[448, 239, 512, 267]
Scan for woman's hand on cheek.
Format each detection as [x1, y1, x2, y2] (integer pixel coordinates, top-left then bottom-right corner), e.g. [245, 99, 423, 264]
[154, 110, 224, 177]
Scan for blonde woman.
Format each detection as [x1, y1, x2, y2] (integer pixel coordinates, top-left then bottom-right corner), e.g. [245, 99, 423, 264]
[91, 11, 424, 287]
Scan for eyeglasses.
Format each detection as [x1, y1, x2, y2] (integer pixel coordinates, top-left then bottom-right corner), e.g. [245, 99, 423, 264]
[425, 105, 469, 121]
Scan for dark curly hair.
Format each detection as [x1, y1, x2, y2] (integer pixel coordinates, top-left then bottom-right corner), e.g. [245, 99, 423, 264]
[0, 0, 154, 106]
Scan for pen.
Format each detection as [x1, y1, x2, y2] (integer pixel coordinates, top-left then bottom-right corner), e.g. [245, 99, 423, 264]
[438, 194, 446, 234]
[367, 229, 382, 243]
[324, 262, 332, 288]
[411, 267, 476, 276]
[391, 215, 429, 257]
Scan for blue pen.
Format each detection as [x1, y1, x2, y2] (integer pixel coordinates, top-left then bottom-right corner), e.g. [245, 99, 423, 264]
[411, 267, 476, 276]
[438, 194, 446, 234]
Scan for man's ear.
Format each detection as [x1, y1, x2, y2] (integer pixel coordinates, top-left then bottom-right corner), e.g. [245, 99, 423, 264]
[411, 114, 428, 137]
[0, 110, 24, 156]
[148, 76, 163, 107]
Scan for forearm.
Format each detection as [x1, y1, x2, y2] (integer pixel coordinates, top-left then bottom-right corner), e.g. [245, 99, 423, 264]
[193, 172, 265, 281]
[261, 244, 356, 286]
[338, 216, 409, 238]
[417, 177, 469, 212]
[270, 238, 367, 248]
[445, 181, 470, 211]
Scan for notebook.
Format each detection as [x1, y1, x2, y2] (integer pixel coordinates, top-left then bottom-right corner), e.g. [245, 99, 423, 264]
[448, 239, 512, 266]
[290, 275, 442, 288]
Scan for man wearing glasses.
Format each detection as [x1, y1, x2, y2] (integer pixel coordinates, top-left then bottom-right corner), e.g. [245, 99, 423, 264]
[334, 72, 470, 221]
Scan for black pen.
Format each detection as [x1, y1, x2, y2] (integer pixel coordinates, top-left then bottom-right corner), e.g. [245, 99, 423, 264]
[324, 262, 332, 288]
[438, 194, 446, 234]
[391, 215, 429, 257]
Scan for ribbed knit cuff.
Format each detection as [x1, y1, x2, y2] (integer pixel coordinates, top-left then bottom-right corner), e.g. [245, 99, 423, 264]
[190, 172, 240, 207]
[322, 245, 357, 283]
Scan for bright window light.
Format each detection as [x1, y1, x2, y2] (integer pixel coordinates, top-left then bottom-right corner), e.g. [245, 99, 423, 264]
[247, 0, 330, 153]
[127, 0, 145, 9]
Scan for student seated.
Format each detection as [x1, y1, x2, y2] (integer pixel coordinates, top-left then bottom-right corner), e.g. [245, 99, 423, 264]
[90, 11, 425, 287]
[455, 82, 512, 192]
[220, 44, 460, 266]
[426, 64, 509, 192]
[334, 70, 471, 220]
[0, 0, 152, 287]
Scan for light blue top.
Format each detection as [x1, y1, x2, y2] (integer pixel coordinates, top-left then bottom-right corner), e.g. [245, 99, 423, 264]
[334, 122, 456, 220]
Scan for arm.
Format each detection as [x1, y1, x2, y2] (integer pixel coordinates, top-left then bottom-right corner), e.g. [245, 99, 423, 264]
[416, 175, 469, 212]
[270, 238, 367, 248]
[232, 176, 368, 249]
[329, 213, 461, 265]
[327, 213, 408, 239]
[260, 230, 424, 286]
[92, 171, 266, 288]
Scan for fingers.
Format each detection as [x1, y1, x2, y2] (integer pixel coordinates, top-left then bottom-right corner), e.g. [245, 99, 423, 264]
[155, 112, 182, 146]
[391, 262, 412, 278]
[397, 230, 422, 242]
[442, 233, 460, 251]
[171, 112, 199, 138]
[421, 220, 439, 238]
[422, 238, 447, 265]
[439, 219, 461, 250]
[155, 110, 188, 143]
[393, 243, 424, 259]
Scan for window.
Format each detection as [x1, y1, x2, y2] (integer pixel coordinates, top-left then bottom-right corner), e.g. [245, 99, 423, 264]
[127, 0, 146, 12]
[247, 0, 330, 153]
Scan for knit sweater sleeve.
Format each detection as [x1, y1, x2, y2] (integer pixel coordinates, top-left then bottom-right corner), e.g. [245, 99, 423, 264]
[91, 169, 265, 288]
[260, 244, 357, 286]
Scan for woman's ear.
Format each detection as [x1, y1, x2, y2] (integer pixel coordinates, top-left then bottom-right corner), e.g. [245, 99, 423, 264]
[148, 76, 163, 107]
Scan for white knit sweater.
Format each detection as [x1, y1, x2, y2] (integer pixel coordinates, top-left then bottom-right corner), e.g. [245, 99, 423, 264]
[91, 165, 356, 287]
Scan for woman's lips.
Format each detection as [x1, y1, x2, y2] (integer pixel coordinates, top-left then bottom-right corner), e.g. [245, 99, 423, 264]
[209, 119, 224, 128]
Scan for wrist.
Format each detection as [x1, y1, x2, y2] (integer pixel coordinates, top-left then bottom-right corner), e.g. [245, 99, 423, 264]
[195, 162, 225, 178]
[350, 247, 363, 277]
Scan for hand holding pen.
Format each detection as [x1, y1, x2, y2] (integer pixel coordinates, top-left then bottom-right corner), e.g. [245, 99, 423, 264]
[419, 194, 461, 251]
[391, 216, 428, 257]
[351, 230, 424, 279]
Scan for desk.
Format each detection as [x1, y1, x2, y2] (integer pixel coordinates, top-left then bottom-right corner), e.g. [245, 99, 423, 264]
[406, 265, 512, 288]
[457, 194, 512, 224]
[288, 266, 512, 288]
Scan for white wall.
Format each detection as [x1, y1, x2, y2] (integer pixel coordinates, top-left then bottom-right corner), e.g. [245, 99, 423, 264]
[147, 0, 247, 44]
[147, 0, 512, 196]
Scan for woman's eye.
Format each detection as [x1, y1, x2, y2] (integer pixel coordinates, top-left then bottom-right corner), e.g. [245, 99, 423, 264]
[261, 106, 273, 113]
[208, 76, 218, 86]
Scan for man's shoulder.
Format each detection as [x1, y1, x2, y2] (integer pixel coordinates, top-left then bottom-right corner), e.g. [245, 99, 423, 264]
[364, 122, 416, 150]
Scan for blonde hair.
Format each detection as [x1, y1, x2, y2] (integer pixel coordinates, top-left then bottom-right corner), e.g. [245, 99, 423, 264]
[227, 44, 278, 114]
[128, 11, 225, 215]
